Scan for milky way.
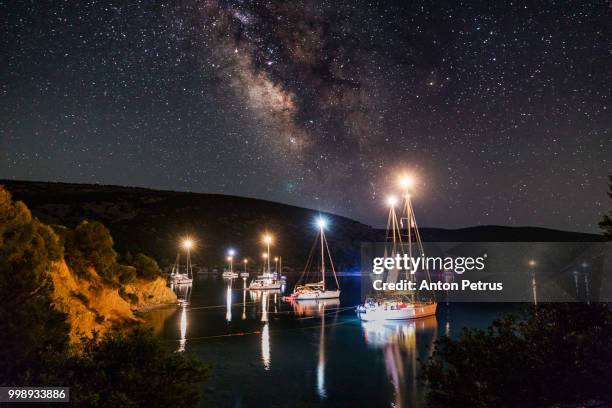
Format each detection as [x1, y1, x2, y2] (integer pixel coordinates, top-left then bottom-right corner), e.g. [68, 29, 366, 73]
[1, 1, 610, 232]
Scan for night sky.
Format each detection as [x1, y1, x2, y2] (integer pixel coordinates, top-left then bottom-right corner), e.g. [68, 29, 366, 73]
[1, 1, 610, 232]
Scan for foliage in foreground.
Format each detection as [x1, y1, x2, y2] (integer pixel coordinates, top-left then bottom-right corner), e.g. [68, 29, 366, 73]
[422, 303, 612, 408]
[65, 328, 209, 407]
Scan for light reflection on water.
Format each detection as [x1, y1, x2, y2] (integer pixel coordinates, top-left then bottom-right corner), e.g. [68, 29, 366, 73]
[149, 276, 513, 407]
[361, 317, 438, 408]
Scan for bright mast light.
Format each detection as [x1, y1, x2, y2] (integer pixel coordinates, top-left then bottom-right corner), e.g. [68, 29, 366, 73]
[262, 234, 273, 245]
[182, 238, 194, 250]
[227, 248, 236, 257]
[316, 217, 327, 230]
[386, 195, 398, 207]
[398, 175, 414, 190]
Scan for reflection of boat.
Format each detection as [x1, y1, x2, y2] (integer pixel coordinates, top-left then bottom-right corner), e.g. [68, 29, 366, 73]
[225, 281, 233, 322]
[290, 298, 340, 317]
[358, 181, 436, 321]
[290, 297, 339, 398]
[170, 279, 193, 353]
[361, 316, 438, 408]
[290, 218, 340, 300]
[170, 240, 194, 285]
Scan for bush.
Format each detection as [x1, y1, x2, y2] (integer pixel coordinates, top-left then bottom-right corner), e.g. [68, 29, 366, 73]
[67, 328, 209, 407]
[131, 253, 162, 280]
[114, 264, 137, 284]
[64, 220, 117, 280]
[422, 303, 612, 408]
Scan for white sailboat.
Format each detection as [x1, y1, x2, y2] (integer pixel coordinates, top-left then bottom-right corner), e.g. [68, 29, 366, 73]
[290, 217, 340, 300]
[222, 250, 239, 278]
[357, 177, 436, 321]
[170, 238, 194, 285]
[249, 233, 282, 290]
[239, 259, 249, 278]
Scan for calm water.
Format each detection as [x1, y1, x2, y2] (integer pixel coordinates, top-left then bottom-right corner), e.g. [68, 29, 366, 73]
[144, 275, 519, 407]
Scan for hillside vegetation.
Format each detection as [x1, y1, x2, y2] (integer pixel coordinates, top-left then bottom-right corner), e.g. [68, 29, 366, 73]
[2, 180, 604, 272]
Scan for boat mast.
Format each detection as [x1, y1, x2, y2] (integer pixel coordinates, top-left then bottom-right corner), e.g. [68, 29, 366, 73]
[320, 222, 325, 291]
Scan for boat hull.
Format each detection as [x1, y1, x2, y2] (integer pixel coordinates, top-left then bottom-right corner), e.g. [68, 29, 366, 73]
[171, 277, 193, 285]
[357, 302, 437, 321]
[248, 282, 282, 290]
[295, 290, 340, 300]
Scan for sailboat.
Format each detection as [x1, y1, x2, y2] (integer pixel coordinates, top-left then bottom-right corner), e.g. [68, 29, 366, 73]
[357, 177, 436, 320]
[249, 233, 282, 290]
[290, 217, 340, 300]
[170, 238, 194, 285]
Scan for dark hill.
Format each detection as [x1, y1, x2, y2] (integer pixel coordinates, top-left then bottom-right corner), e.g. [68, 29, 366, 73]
[1, 180, 604, 270]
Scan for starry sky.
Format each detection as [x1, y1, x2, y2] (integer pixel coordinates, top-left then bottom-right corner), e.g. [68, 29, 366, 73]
[1, 1, 610, 232]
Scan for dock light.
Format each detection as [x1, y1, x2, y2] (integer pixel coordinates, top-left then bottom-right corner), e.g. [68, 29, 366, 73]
[274, 256, 278, 262]
[262, 234, 273, 245]
[227, 256, 233, 262]
[386, 195, 398, 207]
[182, 238, 193, 250]
[244, 258, 248, 264]
[316, 217, 327, 230]
[399, 175, 414, 190]
[228, 248, 236, 256]
[528, 259, 537, 267]
[262, 253, 268, 259]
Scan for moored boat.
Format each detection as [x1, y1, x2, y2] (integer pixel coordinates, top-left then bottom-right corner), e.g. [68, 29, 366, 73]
[357, 176, 437, 321]
[290, 217, 340, 300]
[170, 238, 194, 285]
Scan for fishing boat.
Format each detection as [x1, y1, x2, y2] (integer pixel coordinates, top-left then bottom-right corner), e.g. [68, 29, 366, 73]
[170, 238, 194, 285]
[357, 176, 437, 321]
[290, 217, 340, 300]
